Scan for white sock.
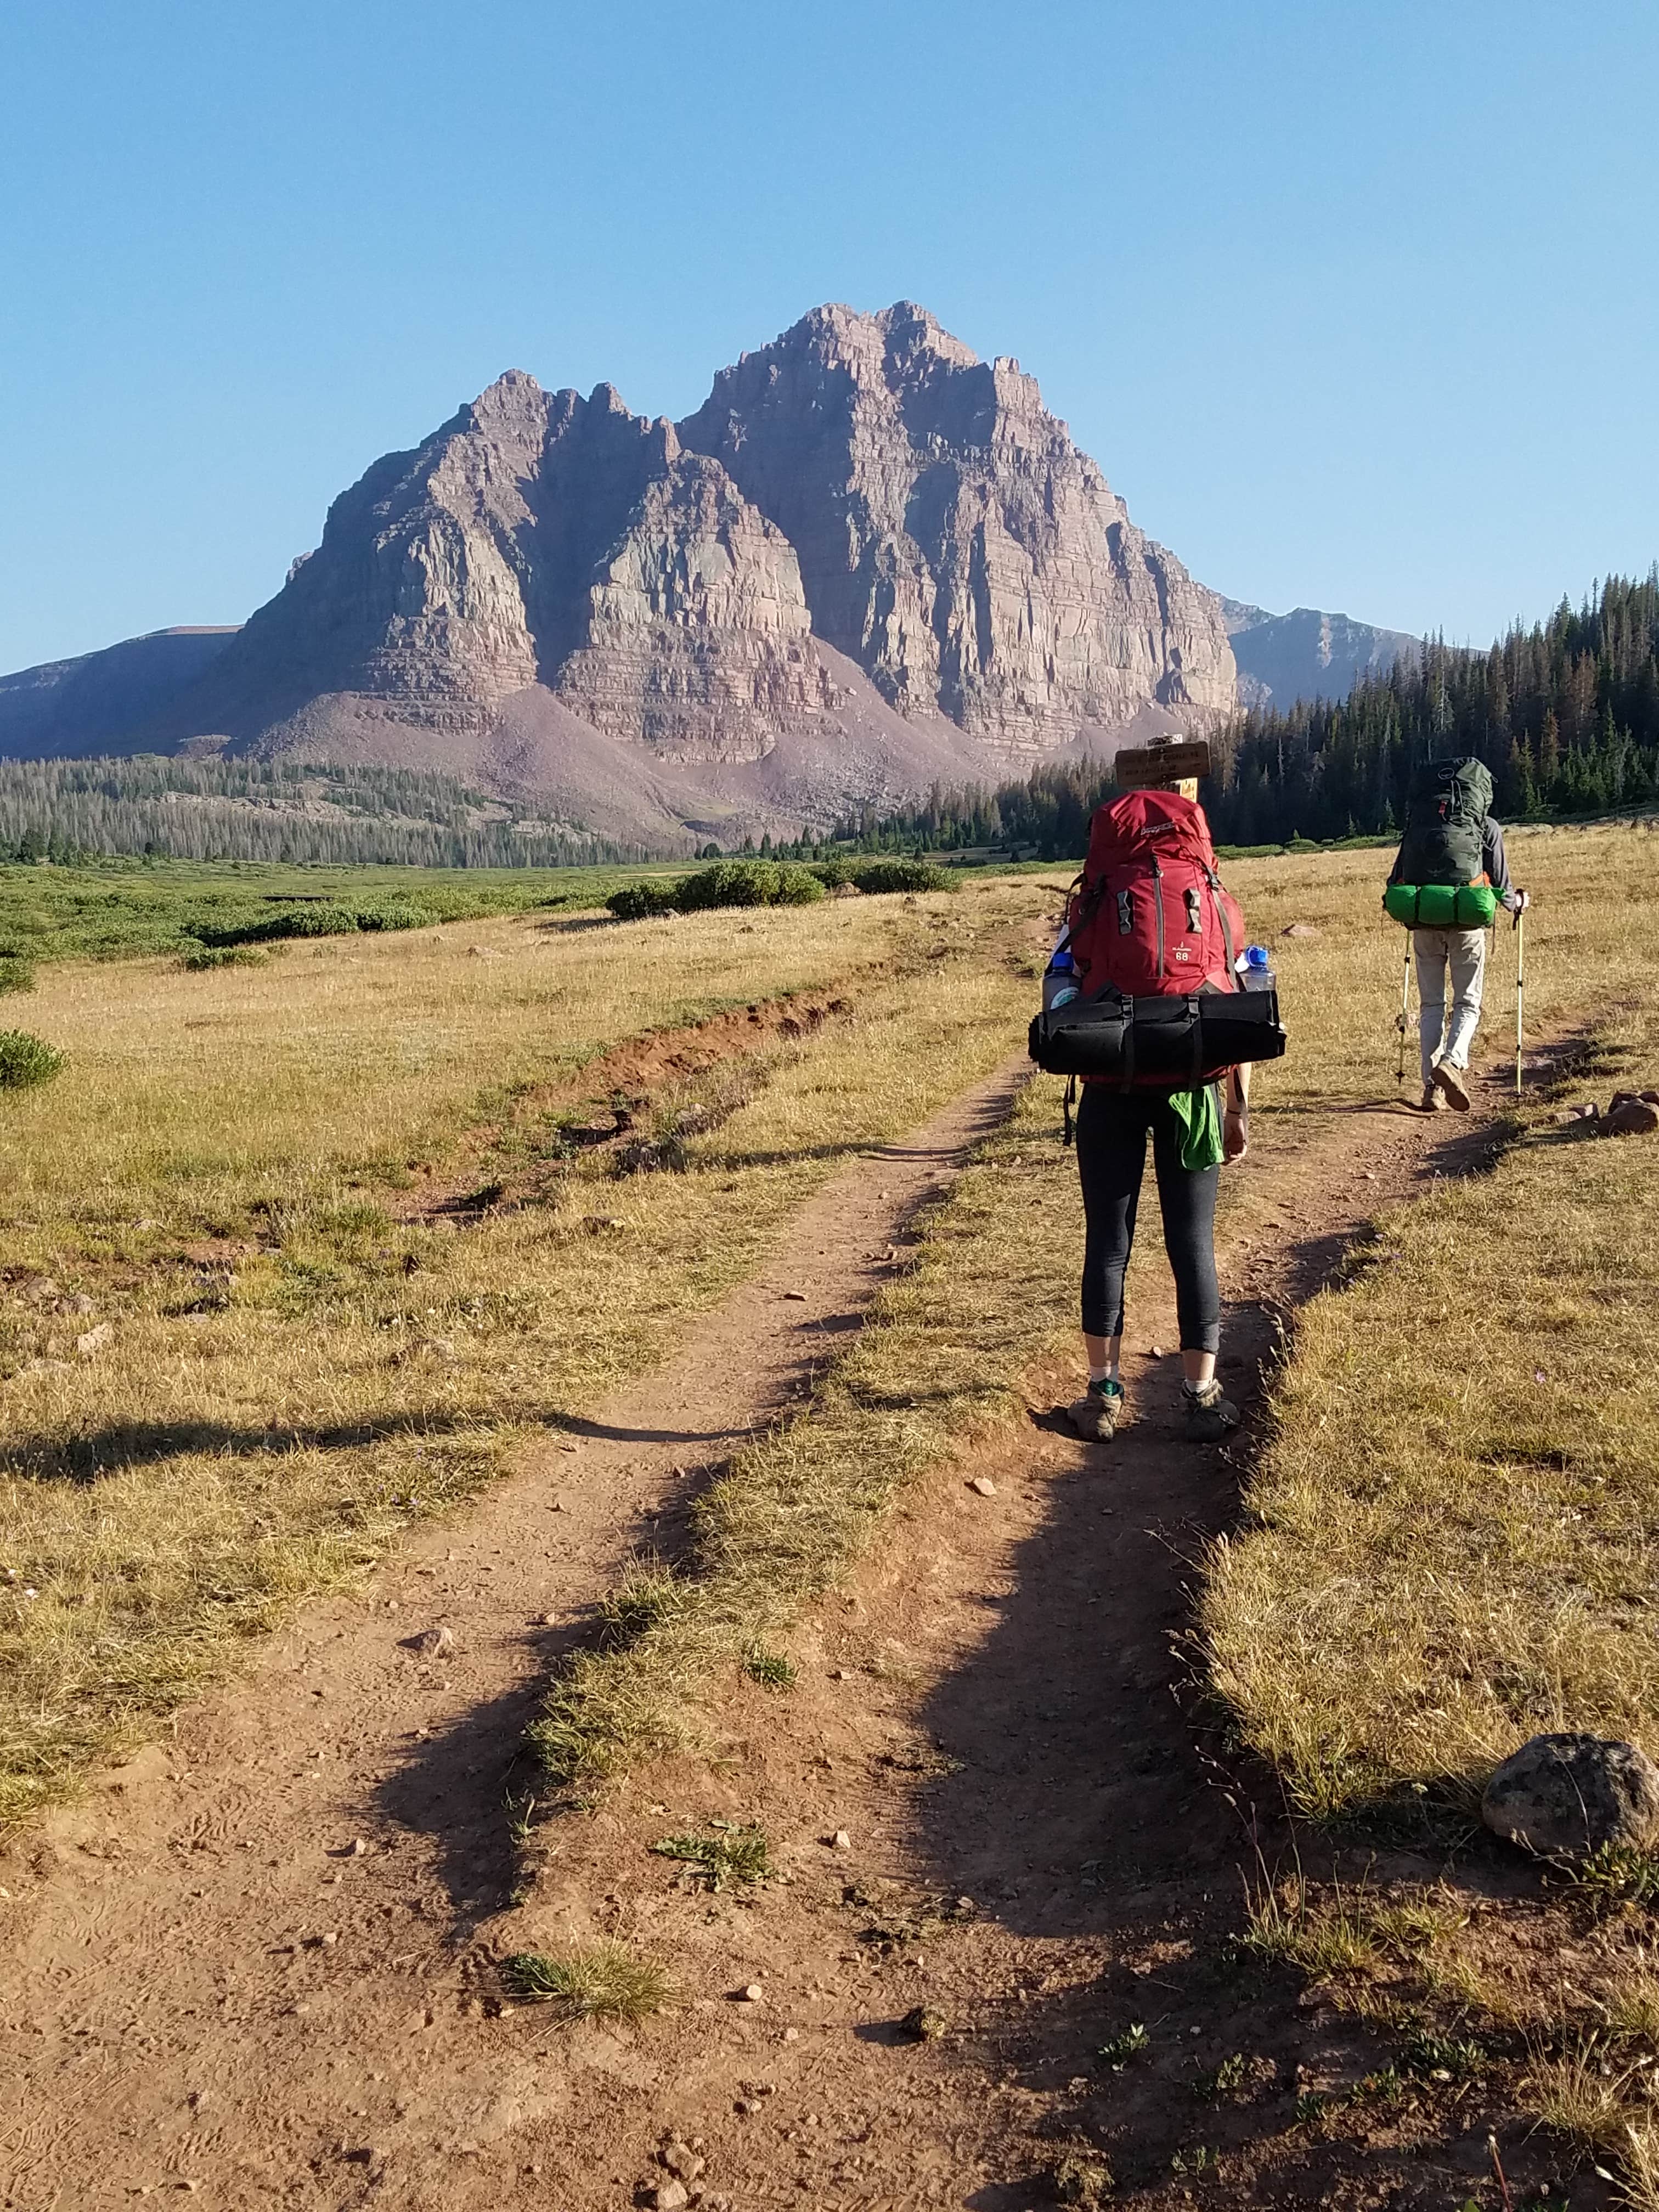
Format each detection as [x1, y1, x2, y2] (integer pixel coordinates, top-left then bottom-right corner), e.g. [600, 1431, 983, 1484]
[1089, 1363, 1119, 1386]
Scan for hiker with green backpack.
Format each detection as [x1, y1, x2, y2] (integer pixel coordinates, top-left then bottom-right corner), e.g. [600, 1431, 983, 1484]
[1384, 758, 1529, 1112]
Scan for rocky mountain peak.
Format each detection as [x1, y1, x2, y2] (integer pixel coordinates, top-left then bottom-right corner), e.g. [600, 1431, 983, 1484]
[29, 302, 1238, 846]
[677, 301, 1230, 739]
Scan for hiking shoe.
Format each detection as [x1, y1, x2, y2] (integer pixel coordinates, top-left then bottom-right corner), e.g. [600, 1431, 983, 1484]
[1182, 1378, 1239, 1441]
[1420, 1082, 1448, 1113]
[1067, 1377, 1125, 1442]
[1431, 1060, 1472, 1111]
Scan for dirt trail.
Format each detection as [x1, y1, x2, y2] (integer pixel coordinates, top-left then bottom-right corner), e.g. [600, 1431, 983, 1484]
[1, 1056, 1569, 2212]
[416, 1066, 1560, 2212]
[0, 1061, 1026, 2211]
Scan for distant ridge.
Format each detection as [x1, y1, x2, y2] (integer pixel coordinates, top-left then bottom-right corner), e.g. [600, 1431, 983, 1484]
[1220, 597, 1421, 710]
[0, 627, 239, 760]
[0, 305, 1237, 849]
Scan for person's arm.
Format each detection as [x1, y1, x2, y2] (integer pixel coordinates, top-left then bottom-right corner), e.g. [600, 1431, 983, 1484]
[1223, 1062, 1250, 1161]
[1484, 818, 1528, 912]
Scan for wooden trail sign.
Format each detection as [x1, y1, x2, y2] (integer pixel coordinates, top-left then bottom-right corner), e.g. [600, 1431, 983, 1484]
[1113, 737, 1212, 797]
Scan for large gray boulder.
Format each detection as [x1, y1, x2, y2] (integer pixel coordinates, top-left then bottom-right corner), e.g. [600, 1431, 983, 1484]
[1482, 1733, 1659, 1858]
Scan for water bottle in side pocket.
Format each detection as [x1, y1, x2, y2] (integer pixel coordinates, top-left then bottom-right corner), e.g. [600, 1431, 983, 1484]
[1043, 941, 1081, 1013]
[1238, 944, 1277, 993]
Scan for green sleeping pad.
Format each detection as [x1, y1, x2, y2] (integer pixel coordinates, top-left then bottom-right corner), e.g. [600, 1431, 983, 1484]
[1384, 882, 1500, 928]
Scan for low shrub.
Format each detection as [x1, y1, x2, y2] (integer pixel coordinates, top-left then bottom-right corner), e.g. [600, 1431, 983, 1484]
[0, 955, 36, 995]
[609, 862, 825, 920]
[673, 860, 783, 911]
[353, 900, 436, 932]
[775, 865, 826, 905]
[607, 880, 679, 921]
[198, 904, 362, 947]
[844, 857, 959, 895]
[0, 1029, 65, 1088]
[179, 944, 270, 971]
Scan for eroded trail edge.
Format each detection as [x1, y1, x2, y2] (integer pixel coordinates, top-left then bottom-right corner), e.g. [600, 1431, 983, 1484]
[0, 1059, 1029, 2210]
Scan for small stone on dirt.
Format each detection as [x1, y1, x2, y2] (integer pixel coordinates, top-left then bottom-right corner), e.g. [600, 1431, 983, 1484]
[1148, 1344, 1165, 1359]
[830, 1830, 853, 1850]
[652, 2184, 689, 2211]
[1483, 1731, 1659, 1857]
[782, 2025, 799, 2042]
[412, 1626, 454, 1658]
[737, 1983, 764, 2004]
[1607, 1096, 1659, 1136]
[781, 1289, 808, 1301]
[662, 2142, 705, 2182]
[347, 1838, 368, 1857]
[900, 2005, 946, 2041]
[967, 1476, 997, 1498]
[1281, 922, 1321, 939]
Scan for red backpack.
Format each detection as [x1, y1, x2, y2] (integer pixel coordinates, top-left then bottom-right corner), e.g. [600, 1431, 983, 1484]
[1065, 789, 1244, 999]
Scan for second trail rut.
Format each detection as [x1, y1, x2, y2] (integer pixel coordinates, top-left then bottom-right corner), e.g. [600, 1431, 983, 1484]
[0, 1062, 1027, 2210]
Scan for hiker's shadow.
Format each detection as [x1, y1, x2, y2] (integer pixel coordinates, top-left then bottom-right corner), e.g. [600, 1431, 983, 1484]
[894, 1235, 1577, 2198]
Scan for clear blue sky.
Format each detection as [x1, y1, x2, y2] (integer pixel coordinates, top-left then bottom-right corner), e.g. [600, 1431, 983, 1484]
[3, 0, 1656, 672]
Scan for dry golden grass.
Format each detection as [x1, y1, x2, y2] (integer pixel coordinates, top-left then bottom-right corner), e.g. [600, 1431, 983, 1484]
[0, 877, 1044, 1821]
[1203, 993, 1659, 1819]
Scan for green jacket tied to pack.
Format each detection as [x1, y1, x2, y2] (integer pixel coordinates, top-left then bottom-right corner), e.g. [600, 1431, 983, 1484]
[1384, 757, 1502, 928]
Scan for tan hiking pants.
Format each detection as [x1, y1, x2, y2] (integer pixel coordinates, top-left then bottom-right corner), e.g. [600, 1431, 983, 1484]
[1413, 926, 1487, 1086]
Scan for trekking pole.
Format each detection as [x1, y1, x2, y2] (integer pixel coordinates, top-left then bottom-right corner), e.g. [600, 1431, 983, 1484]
[1395, 938, 1412, 1087]
[1514, 904, 1526, 1097]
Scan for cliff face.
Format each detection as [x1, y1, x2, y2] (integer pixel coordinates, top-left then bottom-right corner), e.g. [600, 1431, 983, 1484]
[19, 304, 1238, 841]
[677, 302, 1235, 746]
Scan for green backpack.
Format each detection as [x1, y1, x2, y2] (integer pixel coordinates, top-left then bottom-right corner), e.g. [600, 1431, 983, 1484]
[1384, 758, 1499, 928]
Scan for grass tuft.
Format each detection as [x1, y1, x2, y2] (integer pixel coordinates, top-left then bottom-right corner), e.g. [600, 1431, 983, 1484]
[503, 1942, 672, 2022]
[740, 1641, 796, 1690]
[648, 1822, 771, 1889]
[1241, 1872, 1380, 1977]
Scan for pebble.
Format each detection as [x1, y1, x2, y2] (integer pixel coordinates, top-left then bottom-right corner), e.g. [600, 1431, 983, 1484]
[967, 1476, 996, 1498]
[831, 1830, 853, 1851]
[347, 1838, 369, 1857]
[653, 2184, 690, 2211]
[413, 1626, 454, 1658]
[738, 1983, 765, 2004]
[782, 2026, 799, 2042]
[1149, 1344, 1165, 1359]
[662, 2142, 705, 2181]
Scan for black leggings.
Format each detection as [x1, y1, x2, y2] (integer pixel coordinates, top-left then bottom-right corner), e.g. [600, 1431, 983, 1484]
[1075, 1083, 1221, 1354]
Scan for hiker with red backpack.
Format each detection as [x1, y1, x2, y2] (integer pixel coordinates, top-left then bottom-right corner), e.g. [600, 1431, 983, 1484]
[1029, 766, 1286, 1446]
[1383, 758, 1529, 1112]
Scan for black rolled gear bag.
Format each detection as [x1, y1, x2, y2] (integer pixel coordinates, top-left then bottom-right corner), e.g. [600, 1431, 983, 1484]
[1028, 985, 1287, 1085]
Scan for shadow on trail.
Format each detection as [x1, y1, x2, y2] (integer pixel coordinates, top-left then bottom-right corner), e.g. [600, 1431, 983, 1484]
[0, 1410, 484, 1486]
[894, 1103, 1581, 2206]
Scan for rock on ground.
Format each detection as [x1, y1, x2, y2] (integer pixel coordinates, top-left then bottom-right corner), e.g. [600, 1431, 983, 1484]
[1482, 1731, 1659, 1857]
